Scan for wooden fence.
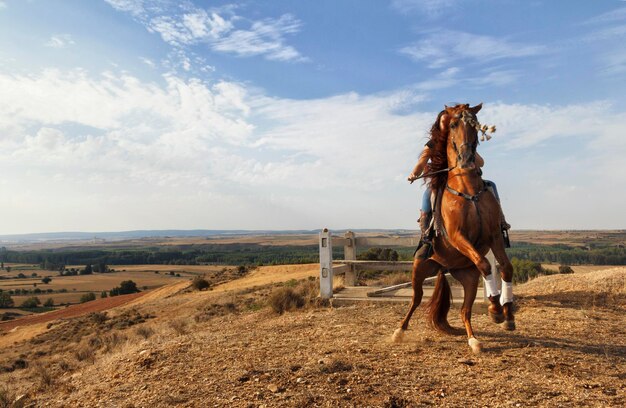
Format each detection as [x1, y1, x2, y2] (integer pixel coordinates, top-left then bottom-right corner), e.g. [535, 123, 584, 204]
[318, 229, 498, 301]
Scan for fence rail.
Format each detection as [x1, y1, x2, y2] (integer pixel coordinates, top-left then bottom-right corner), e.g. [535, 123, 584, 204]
[318, 228, 499, 302]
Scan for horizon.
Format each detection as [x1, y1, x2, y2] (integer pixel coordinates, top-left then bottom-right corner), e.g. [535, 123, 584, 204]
[1, 0, 626, 234]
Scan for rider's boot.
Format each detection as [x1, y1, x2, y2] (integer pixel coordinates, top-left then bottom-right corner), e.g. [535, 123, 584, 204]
[500, 211, 511, 248]
[416, 211, 433, 259]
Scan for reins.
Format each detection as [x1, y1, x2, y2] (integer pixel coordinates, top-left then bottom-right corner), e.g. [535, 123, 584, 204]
[415, 166, 456, 180]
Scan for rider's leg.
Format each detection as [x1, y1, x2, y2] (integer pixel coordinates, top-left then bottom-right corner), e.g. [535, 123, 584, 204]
[415, 188, 433, 259]
[484, 180, 511, 230]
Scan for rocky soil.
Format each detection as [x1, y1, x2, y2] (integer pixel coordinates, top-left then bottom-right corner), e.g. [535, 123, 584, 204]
[0, 267, 624, 407]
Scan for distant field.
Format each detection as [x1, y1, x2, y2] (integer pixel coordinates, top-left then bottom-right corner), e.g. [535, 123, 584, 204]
[0, 264, 228, 305]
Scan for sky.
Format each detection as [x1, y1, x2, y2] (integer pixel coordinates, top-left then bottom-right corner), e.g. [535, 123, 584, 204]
[1, 0, 625, 234]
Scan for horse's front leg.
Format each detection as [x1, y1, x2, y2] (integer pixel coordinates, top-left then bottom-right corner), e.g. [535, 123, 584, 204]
[393, 258, 439, 343]
[451, 267, 481, 353]
[491, 237, 516, 330]
[446, 231, 504, 320]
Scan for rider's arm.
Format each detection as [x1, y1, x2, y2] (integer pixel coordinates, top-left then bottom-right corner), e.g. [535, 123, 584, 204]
[408, 146, 431, 182]
[475, 151, 484, 168]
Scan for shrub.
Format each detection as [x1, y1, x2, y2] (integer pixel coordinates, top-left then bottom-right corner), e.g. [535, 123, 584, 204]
[20, 297, 41, 308]
[74, 343, 95, 363]
[559, 265, 574, 274]
[135, 326, 155, 340]
[101, 291, 108, 298]
[191, 276, 210, 291]
[34, 364, 53, 389]
[268, 287, 305, 315]
[169, 318, 189, 336]
[0, 292, 14, 308]
[80, 293, 96, 303]
[43, 298, 54, 307]
[0, 384, 14, 407]
[41, 276, 52, 284]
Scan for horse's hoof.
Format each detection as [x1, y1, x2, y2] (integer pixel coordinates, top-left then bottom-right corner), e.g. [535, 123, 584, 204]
[392, 328, 405, 343]
[468, 337, 482, 354]
[489, 312, 505, 324]
[502, 320, 516, 331]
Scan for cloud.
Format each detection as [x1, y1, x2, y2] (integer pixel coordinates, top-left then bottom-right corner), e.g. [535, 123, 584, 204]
[105, 0, 306, 63]
[0, 1, 6, 10]
[212, 14, 307, 61]
[400, 29, 546, 68]
[391, 0, 457, 17]
[1, 67, 625, 232]
[45, 34, 75, 48]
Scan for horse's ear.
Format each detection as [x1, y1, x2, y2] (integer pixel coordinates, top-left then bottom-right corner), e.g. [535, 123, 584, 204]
[469, 103, 483, 114]
[439, 113, 449, 131]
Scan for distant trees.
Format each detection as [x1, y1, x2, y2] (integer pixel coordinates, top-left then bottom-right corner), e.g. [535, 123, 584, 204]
[80, 264, 93, 275]
[101, 291, 108, 298]
[41, 277, 52, 284]
[20, 297, 41, 308]
[43, 298, 54, 307]
[109, 280, 139, 297]
[0, 292, 14, 308]
[357, 248, 399, 262]
[80, 292, 96, 303]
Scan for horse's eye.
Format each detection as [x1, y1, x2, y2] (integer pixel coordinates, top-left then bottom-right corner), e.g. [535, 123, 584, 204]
[450, 122, 458, 129]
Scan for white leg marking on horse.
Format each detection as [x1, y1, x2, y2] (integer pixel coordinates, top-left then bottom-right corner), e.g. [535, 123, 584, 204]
[500, 281, 513, 305]
[392, 328, 405, 343]
[468, 337, 482, 354]
[483, 273, 501, 297]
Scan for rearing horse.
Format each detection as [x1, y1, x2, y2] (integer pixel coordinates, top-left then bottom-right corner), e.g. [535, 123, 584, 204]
[393, 103, 515, 353]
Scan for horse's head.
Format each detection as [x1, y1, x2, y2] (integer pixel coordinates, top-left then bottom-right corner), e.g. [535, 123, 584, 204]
[441, 103, 482, 170]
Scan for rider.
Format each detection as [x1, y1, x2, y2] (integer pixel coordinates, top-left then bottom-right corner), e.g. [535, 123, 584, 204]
[408, 115, 510, 259]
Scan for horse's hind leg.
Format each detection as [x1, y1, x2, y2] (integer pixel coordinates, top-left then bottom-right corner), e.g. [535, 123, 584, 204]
[491, 238, 516, 331]
[451, 268, 482, 353]
[393, 258, 439, 343]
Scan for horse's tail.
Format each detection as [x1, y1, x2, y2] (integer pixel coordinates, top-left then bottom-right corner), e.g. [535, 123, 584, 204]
[426, 270, 454, 334]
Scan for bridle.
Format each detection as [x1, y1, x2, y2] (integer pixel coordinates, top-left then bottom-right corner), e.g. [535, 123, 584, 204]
[449, 110, 479, 164]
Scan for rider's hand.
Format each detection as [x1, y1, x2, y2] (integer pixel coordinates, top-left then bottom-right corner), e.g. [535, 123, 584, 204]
[407, 173, 418, 184]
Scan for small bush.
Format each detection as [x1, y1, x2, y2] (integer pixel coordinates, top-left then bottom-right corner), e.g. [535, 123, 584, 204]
[100, 332, 128, 353]
[74, 344, 95, 363]
[268, 287, 305, 315]
[90, 312, 108, 324]
[169, 318, 189, 336]
[101, 291, 108, 298]
[43, 298, 54, 307]
[0, 384, 14, 408]
[34, 364, 53, 390]
[559, 265, 574, 274]
[191, 276, 210, 291]
[135, 326, 155, 340]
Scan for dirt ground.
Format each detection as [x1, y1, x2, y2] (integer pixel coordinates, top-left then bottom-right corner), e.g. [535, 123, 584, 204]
[0, 266, 624, 407]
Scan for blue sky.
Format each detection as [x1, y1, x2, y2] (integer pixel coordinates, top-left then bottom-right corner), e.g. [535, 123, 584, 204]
[1, 0, 625, 234]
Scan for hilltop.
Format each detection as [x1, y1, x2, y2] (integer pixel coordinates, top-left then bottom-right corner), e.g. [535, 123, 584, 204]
[0, 264, 624, 407]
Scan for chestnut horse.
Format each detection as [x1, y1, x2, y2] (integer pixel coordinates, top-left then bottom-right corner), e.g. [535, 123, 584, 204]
[393, 103, 515, 353]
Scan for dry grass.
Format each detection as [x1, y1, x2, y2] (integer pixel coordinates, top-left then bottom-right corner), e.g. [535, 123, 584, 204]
[135, 325, 155, 340]
[1, 262, 624, 407]
[168, 318, 189, 336]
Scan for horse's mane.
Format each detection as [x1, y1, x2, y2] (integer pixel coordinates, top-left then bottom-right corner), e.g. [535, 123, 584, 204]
[426, 110, 449, 192]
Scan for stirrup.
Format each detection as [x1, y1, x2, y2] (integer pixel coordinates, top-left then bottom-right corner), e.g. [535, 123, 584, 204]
[502, 228, 511, 248]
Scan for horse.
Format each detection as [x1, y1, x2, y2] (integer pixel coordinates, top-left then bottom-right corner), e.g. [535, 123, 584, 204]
[393, 103, 515, 353]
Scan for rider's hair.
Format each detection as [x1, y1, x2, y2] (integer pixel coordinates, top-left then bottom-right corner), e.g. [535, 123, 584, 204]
[426, 110, 449, 192]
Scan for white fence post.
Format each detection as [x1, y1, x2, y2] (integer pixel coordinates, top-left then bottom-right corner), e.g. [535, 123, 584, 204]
[319, 228, 334, 299]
